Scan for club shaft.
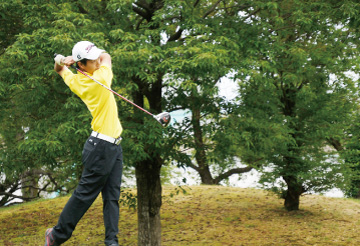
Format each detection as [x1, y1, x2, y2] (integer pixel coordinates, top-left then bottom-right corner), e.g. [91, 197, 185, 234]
[72, 65, 154, 117]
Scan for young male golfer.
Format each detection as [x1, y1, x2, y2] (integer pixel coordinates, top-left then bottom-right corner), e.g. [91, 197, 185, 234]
[46, 41, 123, 246]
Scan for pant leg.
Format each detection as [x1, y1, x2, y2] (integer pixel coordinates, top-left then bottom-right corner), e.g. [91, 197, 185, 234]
[102, 145, 123, 245]
[52, 136, 119, 244]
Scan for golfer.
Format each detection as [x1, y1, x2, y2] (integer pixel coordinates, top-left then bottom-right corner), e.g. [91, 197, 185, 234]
[46, 41, 123, 246]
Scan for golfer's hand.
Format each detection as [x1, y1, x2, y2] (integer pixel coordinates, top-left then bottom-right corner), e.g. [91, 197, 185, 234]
[62, 56, 75, 67]
[54, 54, 75, 75]
[54, 54, 75, 67]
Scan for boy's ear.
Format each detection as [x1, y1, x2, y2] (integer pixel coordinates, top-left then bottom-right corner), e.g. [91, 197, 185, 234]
[77, 61, 85, 70]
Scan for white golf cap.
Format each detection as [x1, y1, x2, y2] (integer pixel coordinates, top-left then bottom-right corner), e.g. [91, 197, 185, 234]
[72, 41, 104, 62]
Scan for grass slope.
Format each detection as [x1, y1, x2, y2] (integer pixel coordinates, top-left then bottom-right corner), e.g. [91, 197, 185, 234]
[1, 186, 360, 245]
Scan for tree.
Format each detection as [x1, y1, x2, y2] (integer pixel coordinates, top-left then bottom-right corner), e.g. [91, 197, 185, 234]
[162, 0, 265, 186]
[226, 0, 360, 211]
[107, 0, 245, 243]
[0, 0, 69, 205]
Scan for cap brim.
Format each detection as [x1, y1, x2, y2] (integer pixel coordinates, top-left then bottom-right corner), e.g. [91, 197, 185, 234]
[86, 48, 105, 60]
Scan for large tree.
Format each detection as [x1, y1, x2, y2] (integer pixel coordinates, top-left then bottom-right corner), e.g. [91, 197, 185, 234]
[107, 0, 245, 244]
[0, 0, 79, 205]
[163, 0, 266, 186]
[226, 0, 360, 211]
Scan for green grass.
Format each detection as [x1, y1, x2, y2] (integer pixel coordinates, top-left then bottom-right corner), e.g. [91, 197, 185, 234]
[1, 185, 360, 245]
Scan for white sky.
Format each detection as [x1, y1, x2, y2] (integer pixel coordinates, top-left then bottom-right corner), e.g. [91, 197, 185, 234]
[217, 77, 238, 100]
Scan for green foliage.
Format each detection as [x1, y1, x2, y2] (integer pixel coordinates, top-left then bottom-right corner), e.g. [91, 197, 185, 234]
[341, 113, 360, 198]
[119, 188, 137, 211]
[224, 0, 360, 208]
[168, 185, 188, 199]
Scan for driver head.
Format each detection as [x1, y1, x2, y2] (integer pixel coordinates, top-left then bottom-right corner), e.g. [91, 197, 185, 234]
[155, 112, 171, 127]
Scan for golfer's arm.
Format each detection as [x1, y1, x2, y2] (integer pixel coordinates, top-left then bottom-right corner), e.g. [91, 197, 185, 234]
[54, 63, 67, 76]
[54, 55, 74, 76]
[100, 53, 112, 68]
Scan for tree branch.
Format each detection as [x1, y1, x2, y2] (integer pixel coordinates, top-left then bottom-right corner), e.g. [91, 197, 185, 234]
[243, 8, 261, 21]
[132, 4, 151, 21]
[193, 0, 201, 7]
[214, 166, 253, 183]
[168, 28, 184, 42]
[202, 0, 222, 18]
[168, 106, 187, 112]
[135, 0, 151, 12]
[168, 0, 223, 43]
[327, 137, 343, 151]
[187, 162, 200, 172]
[0, 192, 36, 201]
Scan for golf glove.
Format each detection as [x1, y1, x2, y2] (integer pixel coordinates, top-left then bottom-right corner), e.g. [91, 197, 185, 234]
[54, 54, 65, 66]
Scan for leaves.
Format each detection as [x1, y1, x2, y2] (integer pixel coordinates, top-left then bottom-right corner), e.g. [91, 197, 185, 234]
[225, 0, 360, 206]
[1, 0, 360, 211]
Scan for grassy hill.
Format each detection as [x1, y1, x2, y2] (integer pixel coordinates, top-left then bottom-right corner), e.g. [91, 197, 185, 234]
[1, 185, 360, 245]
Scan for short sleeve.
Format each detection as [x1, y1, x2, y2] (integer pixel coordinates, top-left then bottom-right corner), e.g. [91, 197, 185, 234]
[93, 65, 113, 87]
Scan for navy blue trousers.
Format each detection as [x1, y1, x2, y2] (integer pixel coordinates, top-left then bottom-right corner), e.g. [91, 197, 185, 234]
[52, 136, 123, 245]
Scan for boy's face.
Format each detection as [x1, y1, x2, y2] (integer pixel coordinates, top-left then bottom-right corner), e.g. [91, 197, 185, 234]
[78, 57, 101, 74]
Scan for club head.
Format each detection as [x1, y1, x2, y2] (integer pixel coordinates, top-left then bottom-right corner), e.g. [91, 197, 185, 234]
[154, 112, 171, 127]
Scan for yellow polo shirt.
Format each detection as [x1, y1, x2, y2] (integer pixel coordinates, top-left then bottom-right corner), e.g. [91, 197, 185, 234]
[61, 65, 122, 138]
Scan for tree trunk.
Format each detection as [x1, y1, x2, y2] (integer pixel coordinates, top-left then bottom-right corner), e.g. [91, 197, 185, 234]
[133, 72, 163, 245]
[282, 175, 304, 211]
[191, 105, 254, 185]
[199, 166, 216, 184]
[280, 88, 305, 211]
[21, 170, 39, 199]
[135, 159, 162, 246]
[192, 106, 216, 184]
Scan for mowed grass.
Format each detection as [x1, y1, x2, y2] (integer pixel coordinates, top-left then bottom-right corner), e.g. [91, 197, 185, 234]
[1, 185, 360, 245]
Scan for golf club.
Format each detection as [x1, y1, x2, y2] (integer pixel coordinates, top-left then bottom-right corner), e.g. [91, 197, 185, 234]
[54, 54, 171, 127]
